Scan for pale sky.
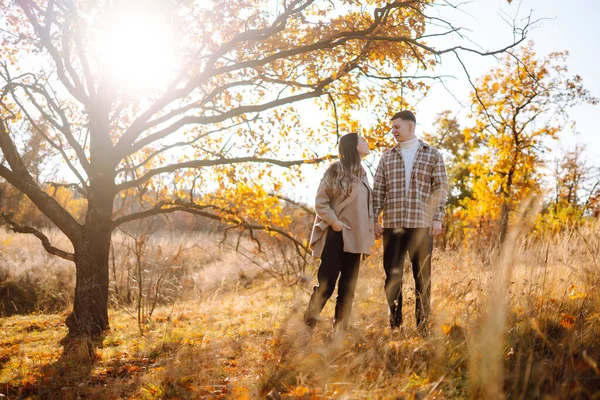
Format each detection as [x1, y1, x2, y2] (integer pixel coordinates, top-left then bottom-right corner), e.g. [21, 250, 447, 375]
[294, 0, 600, 205]
[419, 0, 599, 159]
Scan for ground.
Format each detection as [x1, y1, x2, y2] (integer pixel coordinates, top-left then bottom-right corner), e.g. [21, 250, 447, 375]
[1, 225, 600, 399]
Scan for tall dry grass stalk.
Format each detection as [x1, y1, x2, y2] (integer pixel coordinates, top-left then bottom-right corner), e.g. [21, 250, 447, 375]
[468, 195, 544, 399]
[1, 217, 599, 398]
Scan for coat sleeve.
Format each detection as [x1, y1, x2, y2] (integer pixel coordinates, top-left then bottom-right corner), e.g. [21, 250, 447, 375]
[314, 172, 339, 227]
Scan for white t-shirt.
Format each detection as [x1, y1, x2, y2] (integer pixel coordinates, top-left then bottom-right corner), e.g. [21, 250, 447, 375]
[400, 136, 419, 195]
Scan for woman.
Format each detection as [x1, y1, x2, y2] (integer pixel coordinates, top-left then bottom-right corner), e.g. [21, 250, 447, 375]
[304, 132, 375, 332]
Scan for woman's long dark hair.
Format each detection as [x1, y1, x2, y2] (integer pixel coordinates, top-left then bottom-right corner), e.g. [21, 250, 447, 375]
[326, 132, 364, 197]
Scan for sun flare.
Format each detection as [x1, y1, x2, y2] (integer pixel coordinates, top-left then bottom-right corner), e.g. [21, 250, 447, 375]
[95, 12, 179, 91]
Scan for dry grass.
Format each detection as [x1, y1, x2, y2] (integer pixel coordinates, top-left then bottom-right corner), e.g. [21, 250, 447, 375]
[0, 228, 74, 315]
[0, 228, 265, 316]
[1, 222, 599, 399]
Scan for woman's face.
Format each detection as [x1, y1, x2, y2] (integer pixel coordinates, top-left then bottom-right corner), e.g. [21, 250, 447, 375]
[357, 136, 370, 158]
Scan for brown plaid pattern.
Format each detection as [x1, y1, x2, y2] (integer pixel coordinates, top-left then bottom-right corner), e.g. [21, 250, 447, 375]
[373, 140, 449, 228]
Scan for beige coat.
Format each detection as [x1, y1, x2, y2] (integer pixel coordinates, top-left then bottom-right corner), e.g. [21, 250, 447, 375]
[309, 163, 375, 258]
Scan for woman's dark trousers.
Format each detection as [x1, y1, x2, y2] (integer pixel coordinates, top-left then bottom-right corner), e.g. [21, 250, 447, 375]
[304, 230, 361, 330]
[383, 227, 433, 329]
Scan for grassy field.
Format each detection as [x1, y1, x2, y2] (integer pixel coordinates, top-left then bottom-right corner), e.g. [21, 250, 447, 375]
[1, 223, 599, 399]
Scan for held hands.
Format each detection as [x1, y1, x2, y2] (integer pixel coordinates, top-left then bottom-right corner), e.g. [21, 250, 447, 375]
[430, 221, 443, 236]
[331, 221, 441, 236]
[374, 222, 383, 240]
[331, 220, 351, 232]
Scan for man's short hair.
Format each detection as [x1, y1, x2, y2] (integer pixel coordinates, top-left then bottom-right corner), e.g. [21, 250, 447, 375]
[391, 110, 416, 123]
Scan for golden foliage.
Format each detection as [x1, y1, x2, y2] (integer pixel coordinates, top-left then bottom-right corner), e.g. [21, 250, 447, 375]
[458, 42, 597, 243]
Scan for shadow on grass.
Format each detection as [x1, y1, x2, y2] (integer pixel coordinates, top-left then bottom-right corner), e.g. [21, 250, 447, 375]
[1, 333, 105, 399]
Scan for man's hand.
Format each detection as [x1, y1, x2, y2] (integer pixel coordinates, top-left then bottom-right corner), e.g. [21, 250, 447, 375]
[430, 221, 442, 236]
[374, 222, 383, 240]
[332, 220, 351, 232]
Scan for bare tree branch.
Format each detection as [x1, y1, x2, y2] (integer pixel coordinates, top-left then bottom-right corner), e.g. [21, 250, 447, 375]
[115, 118, 257, 175]
[0, 119, 82, 243]
[453, 51, 501, 132]
[121, 80, 333, 158]
[115, 155, 334, 192]
[276, 194, 315, 216]
[16, 0, 92, 108]
[1, 77, 90, 184]
[0, 212, 75, 261]
[47, 181, 87, 197]
[111, 199, 310, 254]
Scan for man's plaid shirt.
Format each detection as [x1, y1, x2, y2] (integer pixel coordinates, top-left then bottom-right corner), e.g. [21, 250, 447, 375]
[373, 140, 449, 228]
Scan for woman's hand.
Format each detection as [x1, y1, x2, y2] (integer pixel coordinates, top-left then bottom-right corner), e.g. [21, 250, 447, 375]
[331, 220, 351, 232]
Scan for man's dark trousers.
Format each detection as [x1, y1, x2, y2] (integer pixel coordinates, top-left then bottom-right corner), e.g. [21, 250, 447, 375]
[383, 227, 433, 328]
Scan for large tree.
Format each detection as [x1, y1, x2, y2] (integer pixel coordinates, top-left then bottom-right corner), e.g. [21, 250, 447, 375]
[462, 43, 597, 243]
[0, 0, 530, 336]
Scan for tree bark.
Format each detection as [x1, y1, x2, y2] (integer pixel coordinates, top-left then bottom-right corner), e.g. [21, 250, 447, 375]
[499, 165, 516, 244]
[65, 103, 116, 337]
[499, 202, 510, 244]
[66, 182, 114, 336]
[66, 236, 110, 336]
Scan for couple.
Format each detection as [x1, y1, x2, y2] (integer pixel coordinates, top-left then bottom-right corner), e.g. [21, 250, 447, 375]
[304, 110, 449, 335]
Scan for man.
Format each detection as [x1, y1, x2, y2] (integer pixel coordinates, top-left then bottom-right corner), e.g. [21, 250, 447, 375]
[373, 110, 448, 333]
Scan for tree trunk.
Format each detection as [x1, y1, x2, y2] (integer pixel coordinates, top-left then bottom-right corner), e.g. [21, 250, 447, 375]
[66, 179, 114, 337]
[66, 233, 110, 336]
[499, 165, 516, 244]
[498, 131, 522, 244]
[499, 201, 510, 244]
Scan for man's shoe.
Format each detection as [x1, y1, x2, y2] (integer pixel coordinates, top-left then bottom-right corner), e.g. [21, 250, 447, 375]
[389, 305, 402, 329]
[390, 317, 402, 329]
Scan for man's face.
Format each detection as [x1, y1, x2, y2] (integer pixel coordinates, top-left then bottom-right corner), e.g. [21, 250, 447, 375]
[391, 118, 415, 143]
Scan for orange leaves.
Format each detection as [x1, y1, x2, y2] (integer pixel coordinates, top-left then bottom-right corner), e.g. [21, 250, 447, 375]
[567, 283, 588, 301]
[230, 384, 252, 399]
[559, 313, 576, 329]
[442, 324, 452, 336]
[203, 179, 292, 231]
[458, 42, 597, 242]
[288, 385, 320, 398]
